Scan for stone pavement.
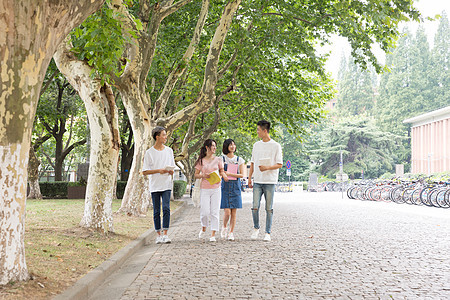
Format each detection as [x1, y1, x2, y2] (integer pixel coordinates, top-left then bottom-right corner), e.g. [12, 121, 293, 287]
[89, 192, 450, 299]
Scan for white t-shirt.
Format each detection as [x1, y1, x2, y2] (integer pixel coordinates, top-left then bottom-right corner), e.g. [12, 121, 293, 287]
[142, 146, 175, 193]
[221, 155, 245, 166]
[250, 139, 283, 184]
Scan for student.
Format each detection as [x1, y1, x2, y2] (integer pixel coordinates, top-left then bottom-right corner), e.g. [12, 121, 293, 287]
[142, 126, 175, 244]
[248, 120, 283, 242]
[220, 139, 245, 241]
[194, 139, 228, 242]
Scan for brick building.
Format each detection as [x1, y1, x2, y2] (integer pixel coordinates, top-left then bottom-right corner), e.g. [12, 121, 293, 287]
[403, 106, 450, 174]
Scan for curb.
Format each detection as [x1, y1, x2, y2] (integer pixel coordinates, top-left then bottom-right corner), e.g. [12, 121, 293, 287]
[53, 197, 189, 300]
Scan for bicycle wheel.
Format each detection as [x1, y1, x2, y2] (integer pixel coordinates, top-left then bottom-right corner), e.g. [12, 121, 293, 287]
[444, 189, 450, 207]
[402, 188, 415, 205]
[411, 188, 423, 205]
[428, 188, 442, 207]
[370, 187, 382, 201]
[436, 189, 449, 208]
[420, 187, 433, 206]
[390, 187, 404, 204]
[380, 186, 393, 202]
[346, 186, 356, 199]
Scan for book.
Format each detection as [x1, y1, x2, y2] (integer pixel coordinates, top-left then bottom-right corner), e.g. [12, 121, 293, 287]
[206, 170, 221, 185]
[259, 158, 271, 166]
[226, 163, 238, 180]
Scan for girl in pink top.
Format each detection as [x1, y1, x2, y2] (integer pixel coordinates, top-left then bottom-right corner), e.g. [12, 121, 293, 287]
[194, 139, 228, 242]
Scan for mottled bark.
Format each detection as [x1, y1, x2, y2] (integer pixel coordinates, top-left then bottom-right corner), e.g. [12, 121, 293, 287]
[27, 147, 42, 199]
[54, 37, 119, 233]
[0, 0, 104, 285]
[117, 89, 153, 216]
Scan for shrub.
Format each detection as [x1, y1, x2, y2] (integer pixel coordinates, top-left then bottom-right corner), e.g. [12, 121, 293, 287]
[302, 182, 308, 191]
[173, 180, 187, 199]
[39, 182, 68, 198]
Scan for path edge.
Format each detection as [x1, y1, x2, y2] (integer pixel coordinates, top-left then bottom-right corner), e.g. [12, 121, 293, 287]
[53, 197, 189, 300]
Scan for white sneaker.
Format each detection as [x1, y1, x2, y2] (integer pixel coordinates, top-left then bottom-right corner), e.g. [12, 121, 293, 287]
[209, 236, 216, 242]
[227, 232, 235, 241]
[251, 228, 260, 239]
[162, 235, 171, 244]
[221, 227, 228, 239]
[198, 229, 205, 239]
[155, 235, 163, 244]
[263, 233, 271, 242]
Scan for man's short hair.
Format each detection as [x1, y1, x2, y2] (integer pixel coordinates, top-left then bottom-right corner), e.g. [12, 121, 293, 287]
[257, 120, 271, 132]
[152, 126, 166, 140]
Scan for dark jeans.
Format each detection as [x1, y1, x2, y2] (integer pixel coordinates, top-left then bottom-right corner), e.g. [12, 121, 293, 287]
[151, 190, 171, 232]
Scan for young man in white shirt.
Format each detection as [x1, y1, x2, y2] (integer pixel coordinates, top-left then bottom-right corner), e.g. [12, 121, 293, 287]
[142, 126, 175, 244]
[248, 120, 283, 241]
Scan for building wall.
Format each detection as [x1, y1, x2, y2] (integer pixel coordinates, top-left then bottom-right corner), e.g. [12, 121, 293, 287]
[411, 118, 450, 174]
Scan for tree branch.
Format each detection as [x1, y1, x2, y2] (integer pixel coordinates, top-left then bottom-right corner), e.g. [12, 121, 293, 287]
[61, 138, 87, 161]
[161, 0, 193, 19]
[40, 68, 59, 97]
[160, 0, 242, 132]
[153, 0, 210, 119]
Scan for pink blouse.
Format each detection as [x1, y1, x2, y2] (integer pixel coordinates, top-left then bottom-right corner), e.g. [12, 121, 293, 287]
[195, 157, 224, 189]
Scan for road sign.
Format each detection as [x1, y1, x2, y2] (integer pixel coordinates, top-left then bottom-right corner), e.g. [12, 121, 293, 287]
[286, 160, 291, 169]
[286, 169, 291, 176]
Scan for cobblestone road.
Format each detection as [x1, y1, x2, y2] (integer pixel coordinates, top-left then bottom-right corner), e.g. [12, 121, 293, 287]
[98, 192, 450, 299]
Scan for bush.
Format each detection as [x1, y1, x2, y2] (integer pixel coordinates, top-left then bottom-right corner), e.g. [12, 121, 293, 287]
[302, 182, 308, 190]
[116, 181, 127, 199]
[173, 180, 187, 199]
[39, 182, 68, 198]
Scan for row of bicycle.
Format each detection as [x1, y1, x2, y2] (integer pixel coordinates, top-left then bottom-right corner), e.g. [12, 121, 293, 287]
[346, 179, 450, 208]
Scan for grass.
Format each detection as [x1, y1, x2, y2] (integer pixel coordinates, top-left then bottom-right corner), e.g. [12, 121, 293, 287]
[0, 198, 183, 300]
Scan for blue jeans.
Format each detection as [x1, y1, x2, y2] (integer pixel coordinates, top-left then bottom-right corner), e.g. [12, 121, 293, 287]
[151, 190, 171, 232]
[252, 183, 274, 234]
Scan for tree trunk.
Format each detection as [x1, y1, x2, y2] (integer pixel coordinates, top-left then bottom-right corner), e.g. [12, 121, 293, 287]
[118, 89, 153, 216]
[0, 0, 104, 286]
[54, 37, 120, 233]
[27, 147, 42, 199]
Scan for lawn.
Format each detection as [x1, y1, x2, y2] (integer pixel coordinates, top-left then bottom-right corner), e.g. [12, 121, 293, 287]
[0, 199, 183, 300]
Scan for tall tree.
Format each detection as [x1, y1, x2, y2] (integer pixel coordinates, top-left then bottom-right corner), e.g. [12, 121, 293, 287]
[430, 12, 450, 108]
[0, 0, 104, 285]
[35, 66, 87, 181]
[308, 116, 407, 179]
[54, 36, 120, 232]
[336, 55, 376, 117]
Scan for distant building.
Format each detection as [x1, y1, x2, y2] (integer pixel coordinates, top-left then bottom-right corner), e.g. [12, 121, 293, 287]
[403, 106, 450, 174]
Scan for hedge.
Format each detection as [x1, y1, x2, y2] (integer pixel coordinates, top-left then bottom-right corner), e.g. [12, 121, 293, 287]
[173, 180, 187, 199]
[39, 182, 68, 199]
[38, 180, 188, 199]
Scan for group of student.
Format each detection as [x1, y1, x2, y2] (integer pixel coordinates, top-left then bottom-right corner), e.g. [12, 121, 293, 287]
[142, 120, 282, 244]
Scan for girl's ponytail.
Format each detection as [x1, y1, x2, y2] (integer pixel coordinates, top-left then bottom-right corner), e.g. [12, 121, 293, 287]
[195, 139, 216, 166]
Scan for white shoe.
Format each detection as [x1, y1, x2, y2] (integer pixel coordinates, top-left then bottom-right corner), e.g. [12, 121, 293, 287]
[155, 235, 163, 244]
[263, 233, 271, 242]
[162, 235, 171, 244]
[251, 228, 260, 239]
[221, 227, 228, 239]
[199, 229, 205, 239]
[227, 232, 235, 241]
[209, 236, 216, 242]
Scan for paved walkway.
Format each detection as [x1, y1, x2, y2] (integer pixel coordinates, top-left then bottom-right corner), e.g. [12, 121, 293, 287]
[90, 192, 450, 299]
